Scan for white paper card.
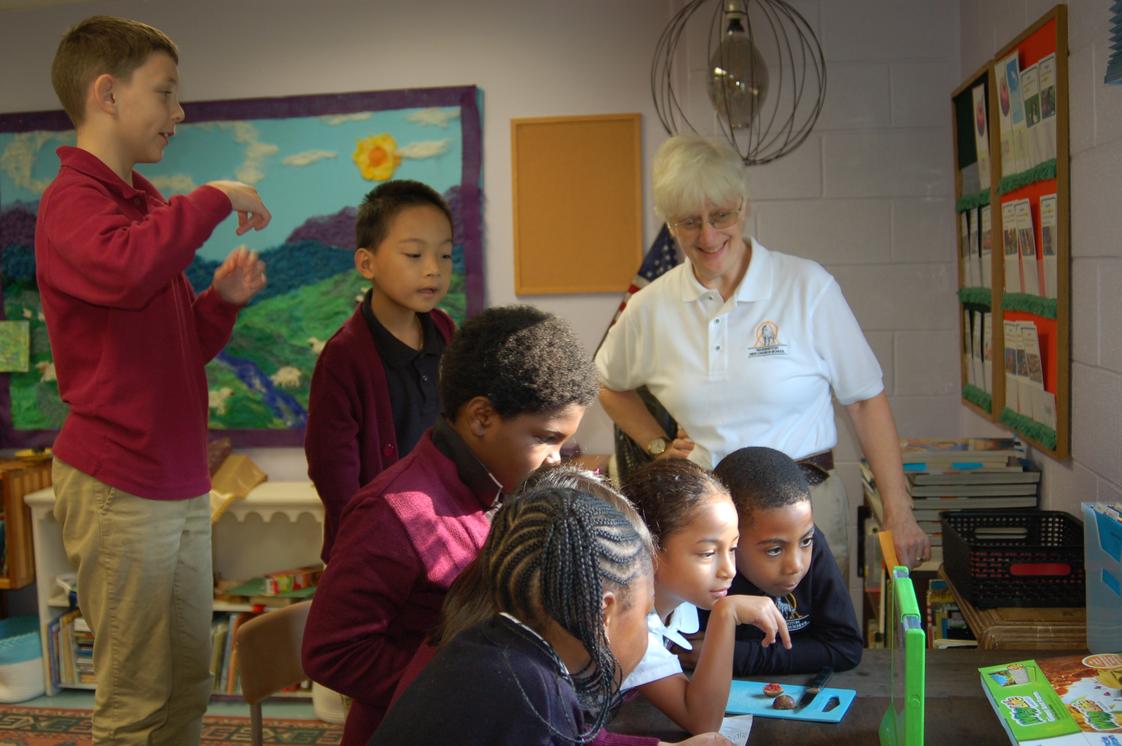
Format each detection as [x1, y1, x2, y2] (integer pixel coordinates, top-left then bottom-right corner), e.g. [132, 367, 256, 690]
[983, 312, 993, 394]
[972, 84, 991, 190]
[972, 309, 985, 390]
[1003, 320, 1020, 414]
[719, 715, 754, 745]
[972, 206, 985, 288]
[961, 211, 975, 287]
[1004, 53, 1028, 174]
[1038, 54, 1058, 161]
[1039, 193, 1058, 299]
[995, 53, 1018, 175]
[1021, 63, 1043, 169]
[1002, 201, 1021, 293]
[980, 205, 993, 288]
[964, 309, 976, 388]
[1022, 321, 1046, 423]
[1015, 198, 1039, 296]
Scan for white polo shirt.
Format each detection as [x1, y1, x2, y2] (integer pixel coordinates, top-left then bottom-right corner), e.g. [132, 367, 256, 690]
[596, 239, 884, 469]
[620, 602, 699, 691]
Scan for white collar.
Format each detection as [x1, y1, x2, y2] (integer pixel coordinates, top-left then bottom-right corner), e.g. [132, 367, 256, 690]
[648, 602, 700, 651]
[679, 238, 772, 304]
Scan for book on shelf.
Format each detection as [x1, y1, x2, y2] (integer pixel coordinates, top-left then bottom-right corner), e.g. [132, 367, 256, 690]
[908, 481, 1039, 497]
[979, 653, 1122, 744]
[913, 495, 1037, 510]
[908, 463, 1040, 486]
[898, 437, 1025, 471]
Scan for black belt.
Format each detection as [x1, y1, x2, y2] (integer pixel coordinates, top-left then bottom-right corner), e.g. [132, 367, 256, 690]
[796, 450, 834, 487]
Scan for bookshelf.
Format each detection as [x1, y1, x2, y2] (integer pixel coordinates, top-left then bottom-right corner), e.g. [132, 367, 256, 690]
[25, 481, 323, 696]
[951, 4, 1071, 458]
[0, 457, 51, 590]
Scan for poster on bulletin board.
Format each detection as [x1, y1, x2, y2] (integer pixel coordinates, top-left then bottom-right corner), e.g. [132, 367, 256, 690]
[0, 86, 483, 446]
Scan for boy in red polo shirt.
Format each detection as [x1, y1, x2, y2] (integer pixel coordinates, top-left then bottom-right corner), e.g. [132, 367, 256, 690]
[302, 305, 599, 745]
[36, 15, 270, 743]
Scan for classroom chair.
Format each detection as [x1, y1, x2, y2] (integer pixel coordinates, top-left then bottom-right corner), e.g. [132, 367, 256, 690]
[235, 600, 313, 746]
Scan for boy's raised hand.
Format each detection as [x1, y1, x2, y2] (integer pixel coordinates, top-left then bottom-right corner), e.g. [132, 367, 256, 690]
[207, 180, 272, 235]
[213, 246, 267, 306]
[715, 594, 792, 650]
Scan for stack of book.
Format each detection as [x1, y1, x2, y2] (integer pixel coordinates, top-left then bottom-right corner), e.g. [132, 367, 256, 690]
[926, 577, 977, 649]
[862, 437, 1038, 565]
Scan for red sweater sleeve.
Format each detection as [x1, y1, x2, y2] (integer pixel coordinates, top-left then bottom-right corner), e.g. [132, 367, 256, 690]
[305, 349, 363, 562]
[191, 286, 241, 363]
[40, 182, 230, 310]
[301, 496, 421, 705]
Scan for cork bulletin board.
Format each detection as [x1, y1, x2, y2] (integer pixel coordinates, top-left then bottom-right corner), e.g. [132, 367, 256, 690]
[511, 114, 642, 294]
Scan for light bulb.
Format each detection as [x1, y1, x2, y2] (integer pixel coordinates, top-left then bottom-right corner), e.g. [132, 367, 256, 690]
[706, 8, 769, 129]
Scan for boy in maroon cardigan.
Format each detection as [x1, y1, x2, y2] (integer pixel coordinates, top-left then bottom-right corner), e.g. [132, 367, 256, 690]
[37, 15, 270, 743]
[304, 180, 455, 563]
[301, 305, 599, 746]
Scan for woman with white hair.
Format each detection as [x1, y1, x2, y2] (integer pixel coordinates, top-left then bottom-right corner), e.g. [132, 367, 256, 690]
[595, 134, 930, 572]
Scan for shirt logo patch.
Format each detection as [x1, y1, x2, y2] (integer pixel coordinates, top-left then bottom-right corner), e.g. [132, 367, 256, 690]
[748, 320, 789, 358]
[774, 593, 810, 632]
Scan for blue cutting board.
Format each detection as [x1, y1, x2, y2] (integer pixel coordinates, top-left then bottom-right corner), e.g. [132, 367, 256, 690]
[726, 679, 856, 722]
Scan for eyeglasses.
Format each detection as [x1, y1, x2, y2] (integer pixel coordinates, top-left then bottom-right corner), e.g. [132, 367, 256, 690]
[668, 200, 743, 236]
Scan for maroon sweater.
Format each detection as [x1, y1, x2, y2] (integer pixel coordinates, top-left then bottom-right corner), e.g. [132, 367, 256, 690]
[305, 304, 454, 562]
[35, 146, 236, 499]
[302, 421, 499, 745]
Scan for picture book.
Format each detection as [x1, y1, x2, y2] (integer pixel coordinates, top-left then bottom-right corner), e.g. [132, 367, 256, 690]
[973, 83, 991, 190]
[980, 653, 1122, 745]
[981, 205, 994, 289]
[1003, 200, 1024, 293]
[1015, 198, 1040, 297]
[1040, 194, 1058, 299]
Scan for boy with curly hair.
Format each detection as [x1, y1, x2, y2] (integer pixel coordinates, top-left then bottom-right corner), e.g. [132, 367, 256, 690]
[302, 305, 599, 745]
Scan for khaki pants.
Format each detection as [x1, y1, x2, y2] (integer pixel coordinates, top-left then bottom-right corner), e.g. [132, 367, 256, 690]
[53, 459, 213, 745]
[809, 471, 849, 585]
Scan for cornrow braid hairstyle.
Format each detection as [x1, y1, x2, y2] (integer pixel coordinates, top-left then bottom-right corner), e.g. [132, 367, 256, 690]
[621, 457, 729, 547]
[713, 446, 811, 522]
[484, 486, 651, 743]
[433, 465, 654, 648]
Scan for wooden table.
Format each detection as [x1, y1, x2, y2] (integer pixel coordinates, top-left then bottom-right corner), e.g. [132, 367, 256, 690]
[610, 647, 1085, 744]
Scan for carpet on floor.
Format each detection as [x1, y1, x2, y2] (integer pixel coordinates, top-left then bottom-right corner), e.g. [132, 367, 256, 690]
[0, 707, 342, 745]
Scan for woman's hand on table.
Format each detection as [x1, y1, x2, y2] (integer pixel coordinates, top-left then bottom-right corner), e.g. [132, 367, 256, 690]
[660, 735, 733, 746]
[885, 511, 932, 569]
[656, 427, 695, 460]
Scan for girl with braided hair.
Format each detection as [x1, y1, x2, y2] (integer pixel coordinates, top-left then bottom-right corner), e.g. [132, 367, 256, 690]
[618, 458, 791, 735]
[372, 486, 730, 746]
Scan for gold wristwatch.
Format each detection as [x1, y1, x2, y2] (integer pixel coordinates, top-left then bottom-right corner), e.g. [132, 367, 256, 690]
[646, 437, 667, 457]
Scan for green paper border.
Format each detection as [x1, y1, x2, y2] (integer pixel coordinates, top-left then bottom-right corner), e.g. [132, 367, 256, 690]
[999, 407, 1058, 450]
[1002, 293, 1058, 318]
[996, 160, 1058, 195]
[962, 385, 993, 413]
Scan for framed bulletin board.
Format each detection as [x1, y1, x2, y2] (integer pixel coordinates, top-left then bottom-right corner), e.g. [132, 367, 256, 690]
[950, 4, 1070, 458]
[511, 113, 642, 294]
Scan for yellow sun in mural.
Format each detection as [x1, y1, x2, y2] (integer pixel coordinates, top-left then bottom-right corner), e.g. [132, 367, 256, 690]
[353, 133, 401, 181]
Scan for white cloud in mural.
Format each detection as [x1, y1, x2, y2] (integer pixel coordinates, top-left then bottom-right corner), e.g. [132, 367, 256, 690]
[282, 150, 337, 167]
[194, 121, 279, 185]
[322, 112, 372, 126]
[406, 108, 460, 128]
[398, 140, 449, 159]
[0, 130, 73, 196]
[149, 173, 197, 195]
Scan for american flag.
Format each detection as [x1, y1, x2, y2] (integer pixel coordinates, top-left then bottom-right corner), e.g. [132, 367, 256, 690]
[603, 224, 681, 335]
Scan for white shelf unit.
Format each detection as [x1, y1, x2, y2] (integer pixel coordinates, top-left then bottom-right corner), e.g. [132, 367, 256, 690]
[25, 481, 324, 695]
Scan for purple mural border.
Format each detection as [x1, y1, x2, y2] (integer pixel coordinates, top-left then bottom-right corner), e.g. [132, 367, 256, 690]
[0, 86, 484, 448]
